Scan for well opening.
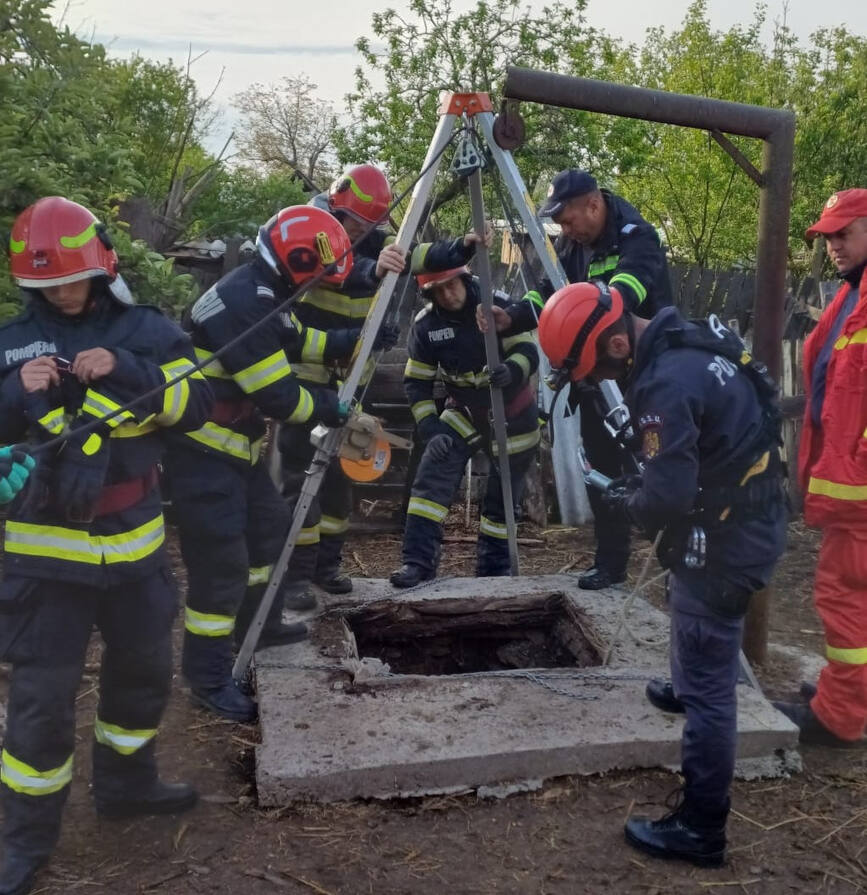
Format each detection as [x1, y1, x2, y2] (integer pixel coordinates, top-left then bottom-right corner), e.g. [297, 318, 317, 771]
[344, 592, 603, 675]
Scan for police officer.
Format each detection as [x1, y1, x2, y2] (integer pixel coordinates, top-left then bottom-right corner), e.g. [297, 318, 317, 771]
[390, 266, 539, 587]
[281, 164, 489, 609]
[0, 447, 34, 504]
[484, 170, 671, 590]
[538, 282, 786, 866]
[0, 197, 213, 895]
[165, 205, 355, 723]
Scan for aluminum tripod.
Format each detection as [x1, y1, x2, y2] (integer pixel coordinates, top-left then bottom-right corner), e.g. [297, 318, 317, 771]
[232, 90, 631, 681]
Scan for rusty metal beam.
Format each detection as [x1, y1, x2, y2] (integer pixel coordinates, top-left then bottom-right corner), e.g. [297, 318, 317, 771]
[709, 130, 764, 187]
[503, 66, 796, 665]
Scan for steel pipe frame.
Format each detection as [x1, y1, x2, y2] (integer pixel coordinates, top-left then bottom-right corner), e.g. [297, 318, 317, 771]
[504, 66, 796, 663]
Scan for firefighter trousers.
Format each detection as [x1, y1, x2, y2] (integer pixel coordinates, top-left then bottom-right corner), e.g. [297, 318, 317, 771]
[402, 402, 539, 576]
[0, 570, 176, 860]
[165, 447, 290, 685]
[811, 527, 867, 741]
[280, 421, 352, 582]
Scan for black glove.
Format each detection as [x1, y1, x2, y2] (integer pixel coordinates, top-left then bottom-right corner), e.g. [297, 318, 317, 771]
[488, 362, 513, 389]
[314, 390, 351, 428]
[426, 433, 454, 461]
[323, 327, 361, 362]
[600, 474, 643, 524]
[373, 323, 400, 352]
[55, 421, 111, 522]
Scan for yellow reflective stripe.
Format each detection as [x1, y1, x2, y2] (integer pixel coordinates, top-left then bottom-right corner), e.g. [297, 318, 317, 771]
[37, 406, 66, 435]
[405, 358, 437, 380]
[441, 408, 477, 440]
[588, 254, 620, 277]
[110, 419, 159, 438]
[491, 428, 541, 456]
[834, 328, 867, 350]
[248, 564, 272, 586]
[302, 327, 328, 364]
[408, 496, 449, 523]
[82, 389, 134, 428]
[1, 749, 73, 796]
[479, 515, 508, 539]
[524, 290, 544, 310]
[194, 347, 232, 379]
[286, 387, 314, 423]
[185, 605, 235, 637]
[93, 718, 157, 755]
[320, 515, 349, 536]
[509, 353, 532, 380]
[292, 362, 332, 384]
[234, 349, 292, 395]
[59, 221, 97, 249]
[502, 332, 536, 351]
[409, 242, 431, 273]
[609, 272, 647, 303]
[157, 359, 196, 425]
[826, 644, 867, 665]
[411, 400, 437, 423]
[807, 477, 867, 502]
[5, 515, 165, 565]
[441, 369, 490, 388]
[297, 525, 320, 546]
[186, 423, 262, 463]
[300, 289, 372, 320]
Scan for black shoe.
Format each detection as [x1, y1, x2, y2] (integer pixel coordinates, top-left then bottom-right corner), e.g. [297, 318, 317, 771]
[799, 681, 818, 701]
[625, 811, 726, 867]
[772, 700, 857, 748]
[96, 780, 199, 819]
[0, 853, 46, 895]
[259, 621, 308, 647]
[314, 571, 353, 594]
[389, 563, 434, 589]
[189, 680, 257, 723]
[646, 679, 685, 714]
[282, 581, 318, 611]
[578, 567, 626, 590]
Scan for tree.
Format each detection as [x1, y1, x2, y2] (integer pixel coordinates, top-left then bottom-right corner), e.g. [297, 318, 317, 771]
[233, 75, 338, 191]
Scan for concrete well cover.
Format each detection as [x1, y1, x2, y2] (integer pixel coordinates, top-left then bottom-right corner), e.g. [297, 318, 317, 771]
[254, 575, 798, 805]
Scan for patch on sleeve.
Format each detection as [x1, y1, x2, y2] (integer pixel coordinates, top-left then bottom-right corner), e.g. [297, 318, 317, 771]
[638, 413, 663, 460]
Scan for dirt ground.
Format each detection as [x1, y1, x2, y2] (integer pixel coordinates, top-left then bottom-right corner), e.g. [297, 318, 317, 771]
[5, 517, 867, 895]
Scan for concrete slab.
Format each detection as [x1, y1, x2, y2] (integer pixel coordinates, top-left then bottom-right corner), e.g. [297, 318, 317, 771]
[255, 576, 799, 805]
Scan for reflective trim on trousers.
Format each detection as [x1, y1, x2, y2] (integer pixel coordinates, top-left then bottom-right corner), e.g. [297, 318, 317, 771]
[185, 605, 235, 637]
[94, 718, 157, 756]
[407, 496, 449, 523]
[0, 748, 73, 796]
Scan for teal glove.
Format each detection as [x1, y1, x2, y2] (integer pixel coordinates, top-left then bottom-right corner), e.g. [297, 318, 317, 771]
[0, 447, 36, 504]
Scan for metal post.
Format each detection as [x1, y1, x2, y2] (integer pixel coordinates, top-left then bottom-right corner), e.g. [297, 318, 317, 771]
[467, 166, 520, 575]
[503, 66, 795, 662]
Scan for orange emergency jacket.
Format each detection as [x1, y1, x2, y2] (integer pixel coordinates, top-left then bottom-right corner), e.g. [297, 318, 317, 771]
[799, 267, 867, 528]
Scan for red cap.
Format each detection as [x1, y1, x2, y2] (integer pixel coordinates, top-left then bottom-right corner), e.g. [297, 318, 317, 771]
[806, 189, 867, 239]
[416, 266, 469, 290]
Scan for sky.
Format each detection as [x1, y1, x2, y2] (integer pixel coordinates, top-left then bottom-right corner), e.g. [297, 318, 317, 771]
[57, 0, 867, 154]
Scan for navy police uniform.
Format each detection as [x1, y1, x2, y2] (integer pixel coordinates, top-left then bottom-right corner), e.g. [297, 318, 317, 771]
[0, 287, 212, 867]
[401, 276, 540, 576]
[282, 232, 477, 589]
[624, 307, 786, 821]
[509, 190, 671, 582]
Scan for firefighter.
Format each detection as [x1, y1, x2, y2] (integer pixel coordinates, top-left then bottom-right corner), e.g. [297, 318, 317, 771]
[538, 282, 786, 866]
[0, 447, 34, 503]
[481, 169, 671, 590]
[280, 164, 489, 609]
[772, 190, 867, 746]
[0, 197, 213, 895]
[389, 266, 539, 587]
[164, 205, 357, 724]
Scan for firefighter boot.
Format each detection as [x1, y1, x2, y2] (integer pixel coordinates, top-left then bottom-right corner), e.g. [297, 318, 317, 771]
[314, 566, 353, 594]
[280, 578, 318, 611]
[0, 853, 47, 895]
[182, 632, 257, 723]
[389, 563, 435, 588]
[93, 741, 198, 819]
[625, 794, 727, 867]
[772, 701, 857, 748]
[315, 534, 353, 594]
[578, 566, 626, 590]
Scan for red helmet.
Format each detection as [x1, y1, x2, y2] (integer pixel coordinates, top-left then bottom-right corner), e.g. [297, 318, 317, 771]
[416, 266, 469, 291]
[256, 206, 352, 286]
[9, 197, 119, 289]
[328, 164, 392, 225]
[538, 281, 624, 382]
